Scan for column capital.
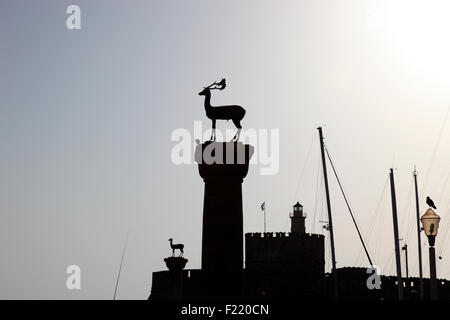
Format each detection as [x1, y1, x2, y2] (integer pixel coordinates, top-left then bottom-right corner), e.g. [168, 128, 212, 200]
[195, 142, 254, 180]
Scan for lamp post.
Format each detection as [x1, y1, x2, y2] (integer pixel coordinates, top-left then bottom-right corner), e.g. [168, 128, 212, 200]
[420, 208, 441, 300]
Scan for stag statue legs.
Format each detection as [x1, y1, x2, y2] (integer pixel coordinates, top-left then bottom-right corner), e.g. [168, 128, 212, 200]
[232, 119, 242, 142]
[208, 119, 243, 141]
[210, 119, 216, 141]
[171, 248, 184, 257]
[233, 129, 241, 141]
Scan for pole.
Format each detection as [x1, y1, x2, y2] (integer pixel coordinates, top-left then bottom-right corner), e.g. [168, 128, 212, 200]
[402, 244, 409, 299]
[389, 168, 404, 300]
[114, 231, 130, 300]
[429, 245, 438, 300]
[413, 168, 424, 300]
[317, 127, 338, 300]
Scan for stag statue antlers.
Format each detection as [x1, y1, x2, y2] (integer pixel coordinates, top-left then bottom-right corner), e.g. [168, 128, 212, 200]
[199, 79, 246, 141]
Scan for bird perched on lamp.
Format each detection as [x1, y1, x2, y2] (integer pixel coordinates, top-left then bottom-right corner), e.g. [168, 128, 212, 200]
[426, 196, 437, 210]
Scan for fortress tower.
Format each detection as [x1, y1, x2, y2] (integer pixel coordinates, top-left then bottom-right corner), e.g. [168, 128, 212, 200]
[244, 202, 325, 298]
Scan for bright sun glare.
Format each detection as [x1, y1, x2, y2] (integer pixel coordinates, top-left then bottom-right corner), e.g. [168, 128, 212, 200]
[387, 0, 450, 73]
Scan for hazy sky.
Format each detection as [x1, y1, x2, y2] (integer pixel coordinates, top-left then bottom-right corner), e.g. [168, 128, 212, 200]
[2, 0, 450, 299]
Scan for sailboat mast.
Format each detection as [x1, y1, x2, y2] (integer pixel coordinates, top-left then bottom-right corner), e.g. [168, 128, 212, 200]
[413, 167, 424, 300]
[317, 127, 338, 300]
[389, 168, 404, 300]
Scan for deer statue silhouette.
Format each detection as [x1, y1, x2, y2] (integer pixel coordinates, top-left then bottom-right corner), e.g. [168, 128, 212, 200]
[168, 238, 184, 257]
[199, 79, 246, 141]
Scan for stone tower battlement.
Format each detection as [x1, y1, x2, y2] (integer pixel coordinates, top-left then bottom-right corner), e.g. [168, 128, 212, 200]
[245, 232, 324, 240]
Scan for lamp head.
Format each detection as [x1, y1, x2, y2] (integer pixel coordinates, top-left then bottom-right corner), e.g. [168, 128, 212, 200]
[421, 208, 441, 246]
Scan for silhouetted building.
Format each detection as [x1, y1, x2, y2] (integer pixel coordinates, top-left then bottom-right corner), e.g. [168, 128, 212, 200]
[150, 201, 326, 300]
[150, 200, 450, 300]
[325, 267, 450, 300]
[244, 232, 324, 298]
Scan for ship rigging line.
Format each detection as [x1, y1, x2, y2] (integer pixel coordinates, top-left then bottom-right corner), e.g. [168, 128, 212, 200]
[354, 175, 388, 266]
[324, 146, 374, 267]
[420, 104, 450, 197]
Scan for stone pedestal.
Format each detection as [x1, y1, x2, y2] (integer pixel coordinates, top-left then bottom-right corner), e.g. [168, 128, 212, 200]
[195, 141, 254, 299]
[164, 256, 188, 271]
[151, 257, 188, 300]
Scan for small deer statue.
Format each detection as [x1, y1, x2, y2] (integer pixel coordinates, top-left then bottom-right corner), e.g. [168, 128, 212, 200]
[199, 79, 246, 141]
[168, 238, 184, 257]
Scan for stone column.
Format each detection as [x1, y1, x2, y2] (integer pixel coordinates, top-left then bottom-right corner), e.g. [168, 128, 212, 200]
[195, 141, 254, 299]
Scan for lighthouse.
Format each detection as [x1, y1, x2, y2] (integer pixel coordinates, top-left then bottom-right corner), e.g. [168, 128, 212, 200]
[290, 202, 306, 234]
